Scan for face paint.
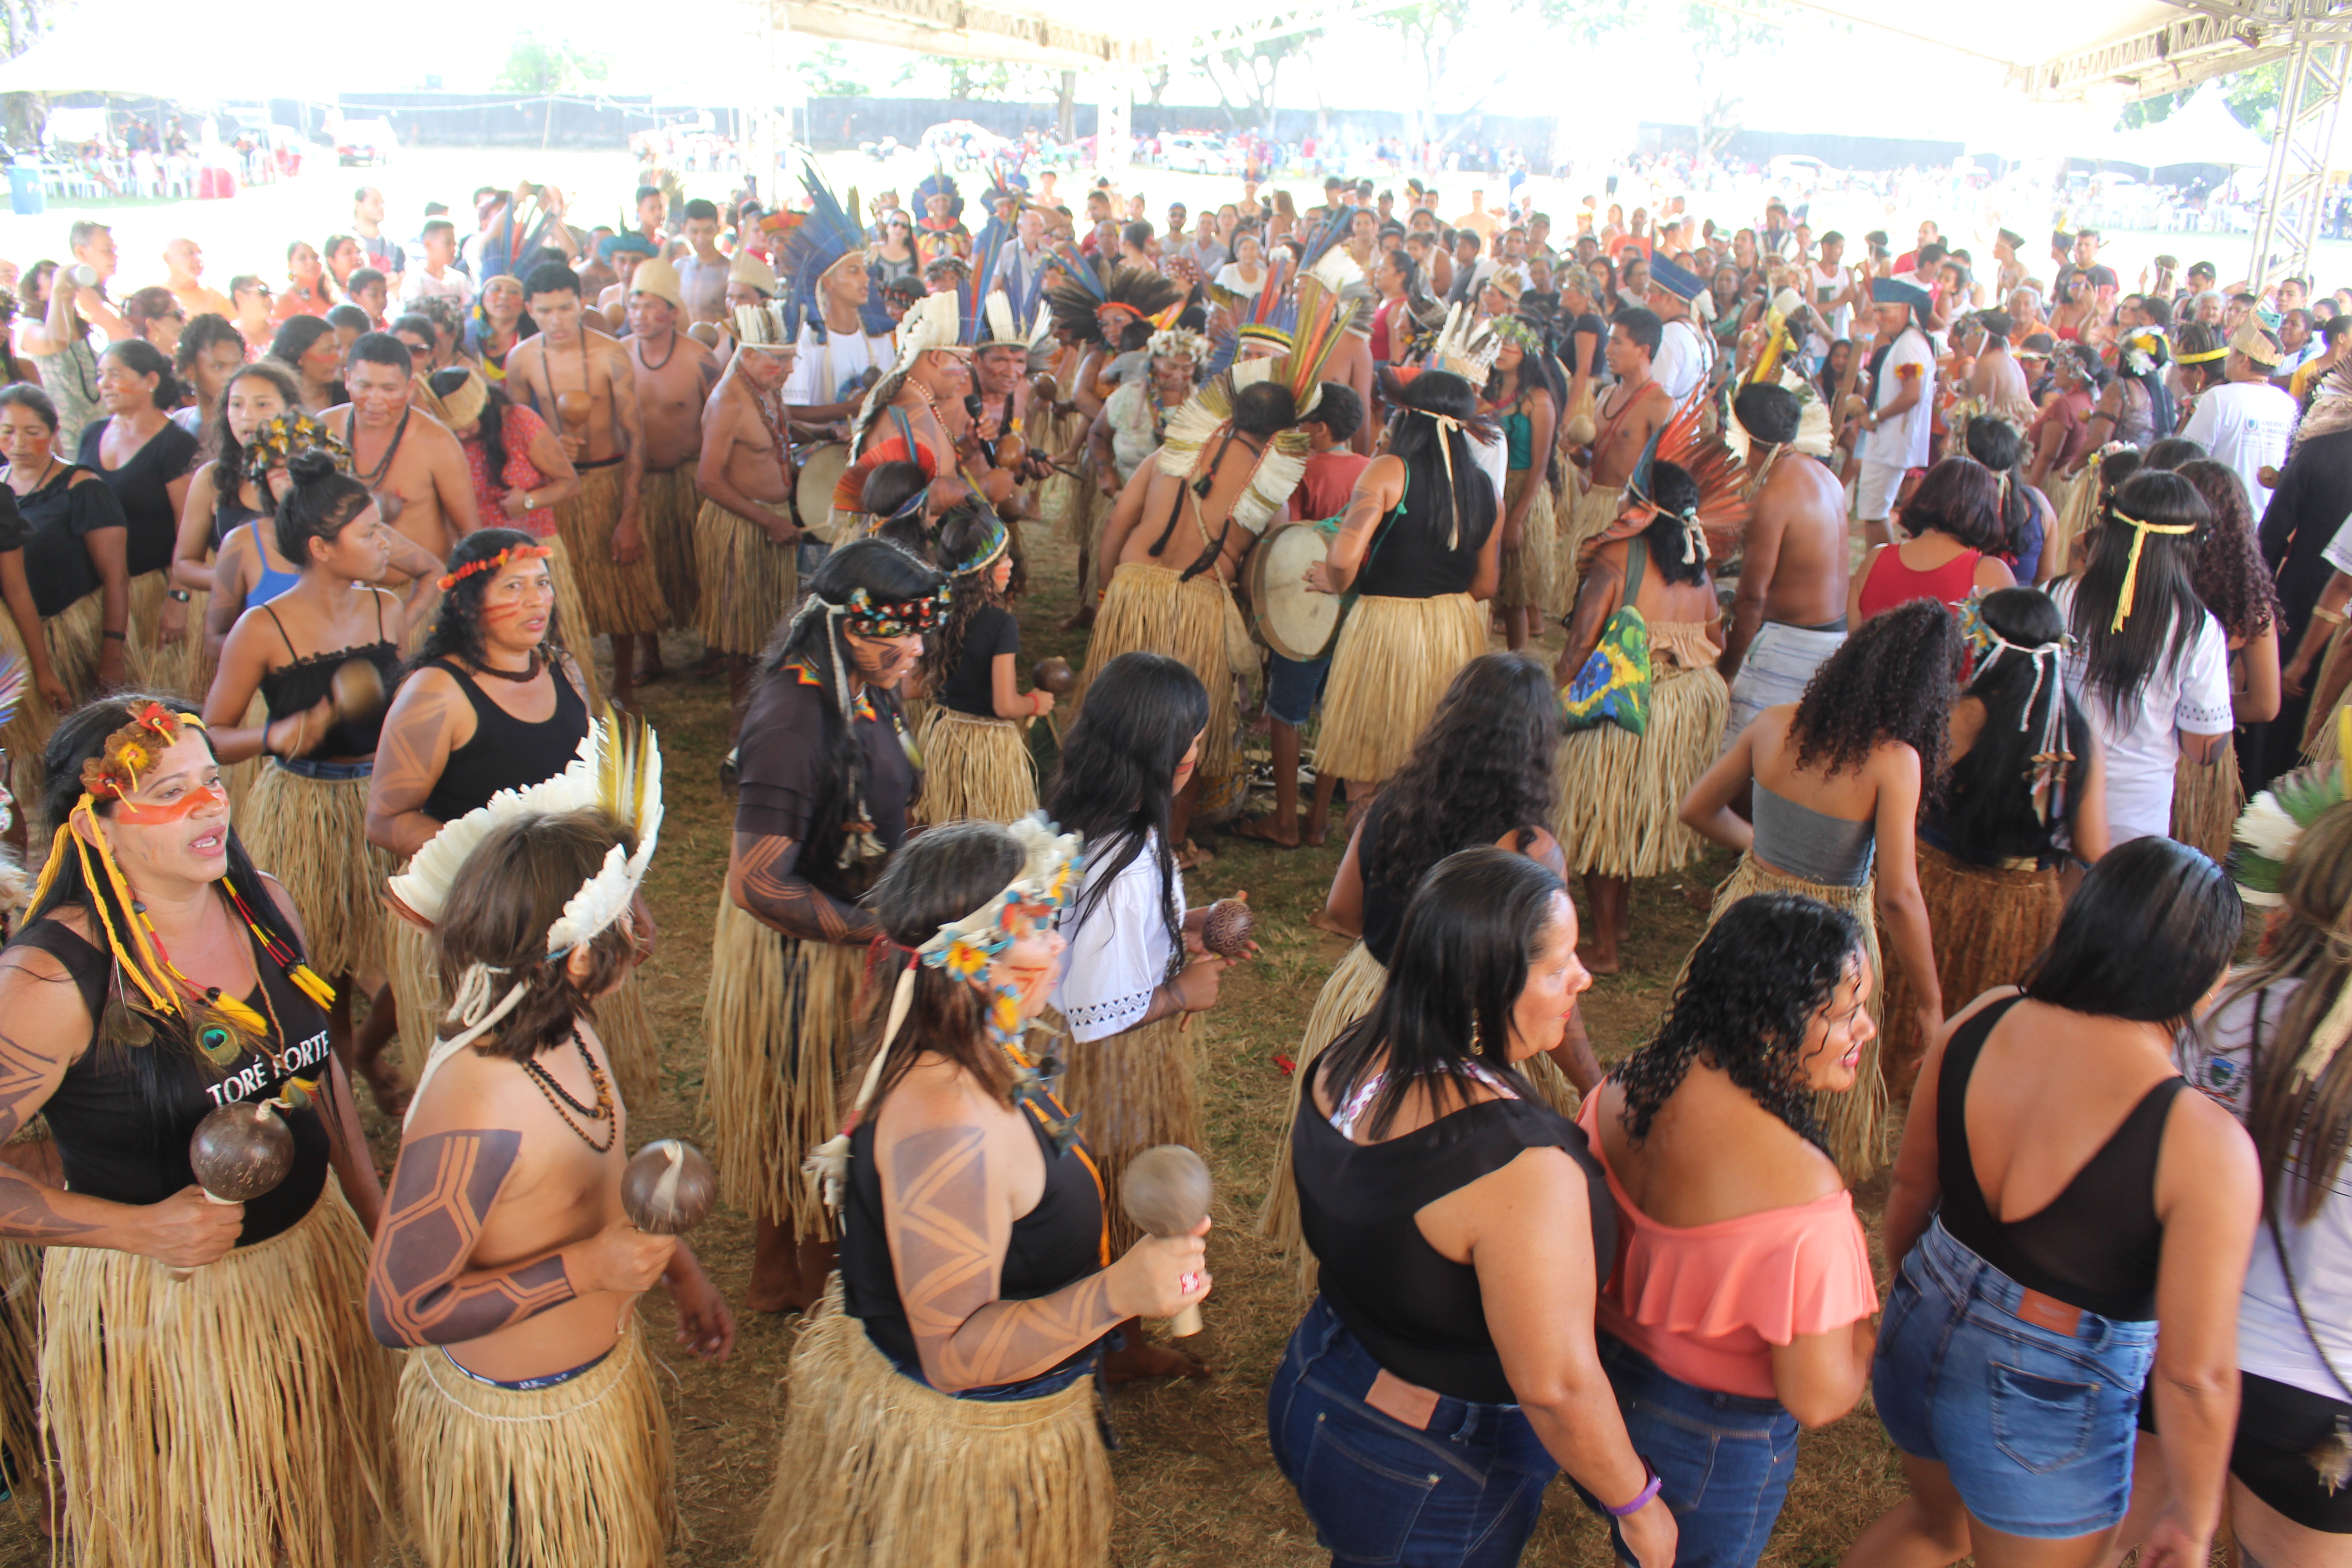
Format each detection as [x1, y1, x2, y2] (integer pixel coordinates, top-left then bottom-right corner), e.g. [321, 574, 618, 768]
[113, 780, 229, 824]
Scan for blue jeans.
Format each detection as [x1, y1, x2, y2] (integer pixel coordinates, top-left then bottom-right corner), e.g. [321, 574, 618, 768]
[1267, 652, 1331, 728]
[1268, 1297, 1554, 1566]
[1592, 1334, 1797, 1568]
[1872, 1218, 2156, 1538]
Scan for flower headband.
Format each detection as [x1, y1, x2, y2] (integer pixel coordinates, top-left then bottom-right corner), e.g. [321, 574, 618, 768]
[243, 412, 349, 485]
[79, 701, 201, 800]
[947, 513, 1010, 578]
[1488, 315, 1542, 352]
[438, 542, 552, 593]
[843, 583, 951, 638]
[1147, 327, 1209, 363]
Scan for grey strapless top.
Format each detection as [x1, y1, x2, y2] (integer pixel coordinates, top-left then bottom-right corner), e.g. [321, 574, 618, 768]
[1752, 781, 1877, 887]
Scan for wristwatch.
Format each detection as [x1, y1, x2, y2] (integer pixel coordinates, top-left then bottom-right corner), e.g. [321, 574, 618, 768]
[523, 491, 536, 512]
[166, 588, 191, 603]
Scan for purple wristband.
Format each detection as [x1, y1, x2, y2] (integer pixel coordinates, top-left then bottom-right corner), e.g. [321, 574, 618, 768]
[1604, 1460, 1662, 1519]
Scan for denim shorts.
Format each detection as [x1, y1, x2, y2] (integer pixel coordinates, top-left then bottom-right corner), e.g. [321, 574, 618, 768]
[1872, 1218, 2157, 1538]
[1591, 1334, 1798, 1568]
[1268, 1296, 1554, 1567]
[1267, 652, 1331, 729]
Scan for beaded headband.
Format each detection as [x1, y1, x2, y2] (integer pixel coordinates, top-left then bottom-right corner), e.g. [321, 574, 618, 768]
[843, 584, 951, 637]
[437, 543, 552, 593]
[947, 514, 1011, 578]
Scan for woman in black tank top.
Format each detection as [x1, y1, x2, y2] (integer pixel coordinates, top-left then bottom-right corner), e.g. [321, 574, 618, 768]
[201, 447, 409, 1112]
[756, 820, 1204, 1565]
[0, 697, 392, 1563]
[1858, 838, 2260, 1558]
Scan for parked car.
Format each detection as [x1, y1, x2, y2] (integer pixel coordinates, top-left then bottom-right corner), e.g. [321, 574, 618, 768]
[1163, 133, 1241, 176]
[1767, 153, 1833, 191]
[335, 118, 397, 166]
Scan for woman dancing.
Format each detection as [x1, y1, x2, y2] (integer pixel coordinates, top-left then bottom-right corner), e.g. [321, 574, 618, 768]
[0, 696, 391, 1563]
[756, 817, 1206, 1567]
[910, 504, 1053, 825]
[1482, 316, 1561, 650]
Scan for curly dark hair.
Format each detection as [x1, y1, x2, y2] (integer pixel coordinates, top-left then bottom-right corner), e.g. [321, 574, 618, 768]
[1612, 892, 1865, 1155]
[2176, 457, 2278, 641]
[1362, 653, 1559, 914]
[1788, 598, 1958, 810]
[408, 527, 575, 676]
[912, 504, 1011, 702]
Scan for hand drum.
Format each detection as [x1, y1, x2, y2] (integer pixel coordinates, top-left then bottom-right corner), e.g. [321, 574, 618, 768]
[1121, 1143, 1210, 1337]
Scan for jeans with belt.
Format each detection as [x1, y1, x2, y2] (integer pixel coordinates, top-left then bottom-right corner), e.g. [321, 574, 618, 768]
[1267, 1296, 1555, 1567]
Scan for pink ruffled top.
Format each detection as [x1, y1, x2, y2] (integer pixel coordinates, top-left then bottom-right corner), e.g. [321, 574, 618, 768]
[1577, 1097, 1877, 1400]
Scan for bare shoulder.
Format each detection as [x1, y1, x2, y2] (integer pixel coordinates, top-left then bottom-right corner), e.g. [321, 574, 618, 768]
[254, 871, 305, 935]
[404, 1044, 544, 1143]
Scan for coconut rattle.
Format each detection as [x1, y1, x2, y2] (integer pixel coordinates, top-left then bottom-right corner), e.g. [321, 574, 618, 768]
[330, 657, 387, 728]
[1030, 656, 1075, 741]
[175, 1099, 296, 1279]
[621, 1140, 718, 1236]
[1120, 1144, 1211, 1337]
[1181, 892, 1254, 1034]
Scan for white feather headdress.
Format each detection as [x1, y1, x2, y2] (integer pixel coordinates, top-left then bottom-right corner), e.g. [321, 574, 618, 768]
[1430, 302, 1501, 383]
[1154, 359, 1311, 539]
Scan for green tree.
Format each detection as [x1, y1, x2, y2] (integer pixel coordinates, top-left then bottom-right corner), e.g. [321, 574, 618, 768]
[496, 34, 610, 94]
[1681, 1, 1786, 159]
[1202, 29, 1320, 136]
[0, 0, 57, 147]
[1375, 0, 1618, 149]
[796, 44, 870, 98]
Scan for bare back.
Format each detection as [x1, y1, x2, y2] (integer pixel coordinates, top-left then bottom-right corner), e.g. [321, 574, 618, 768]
[1746, 452, 1849, 627]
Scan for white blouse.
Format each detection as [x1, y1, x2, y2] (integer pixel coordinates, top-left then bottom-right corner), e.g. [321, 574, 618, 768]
[1052, 830, 1187, 1042]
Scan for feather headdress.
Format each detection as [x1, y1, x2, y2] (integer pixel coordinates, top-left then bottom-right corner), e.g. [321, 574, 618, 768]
[1429, 302, 1501, 383]
[779, 164, 893, 338]
[913, 168, 963, 225]
[2230, 721, 2352, 1086]
[1581, 384, 1751, 569]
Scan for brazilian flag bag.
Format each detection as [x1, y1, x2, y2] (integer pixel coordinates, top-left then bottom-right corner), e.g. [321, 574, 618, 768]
[1560, 534, 1654, 735]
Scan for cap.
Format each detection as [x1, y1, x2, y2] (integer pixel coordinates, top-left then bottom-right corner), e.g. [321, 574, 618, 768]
[1648, 254, 1705, 302]
[1872, 277, 1932, 309]
[629, 257, 682, 309]
[728, 251, 779, 296]
[2230, 321, 2285, 367]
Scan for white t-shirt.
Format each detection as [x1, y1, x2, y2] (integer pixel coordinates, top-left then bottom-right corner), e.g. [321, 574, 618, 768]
[784, 320, 893, 410]
[2178, 980, 2352, 1404]
[2180, 379, 2298, 516]
[1653, 317, 1712, 402]
[1809, 260, 1852, 339]
[1872, 329, 1937, 471]
[1213, 263, 1266, 297]
[400, 267, 473, 314]
[1052, 831, 1186, 1043]
[2049, 578, 2234, 844]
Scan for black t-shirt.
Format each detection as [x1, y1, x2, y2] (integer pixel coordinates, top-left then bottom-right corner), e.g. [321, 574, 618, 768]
[7, 463, 126, 617]
[734, 660, 918, 905]
[936, 604, 1020, 718]
[78, 417, 198, 578]
[1561, 311, 1606, 379]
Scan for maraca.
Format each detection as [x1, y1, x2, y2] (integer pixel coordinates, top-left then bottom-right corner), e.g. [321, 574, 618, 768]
[1562, 413, 1597, 448]
[1180, 892, 1253, 1034]
[620, 1140, 717, 1236]
[176, 1100, 294, 1280]
[1841, 393, 1868, 419]
[330, 657, 386, 726]
[1031, 655, 1075, 695]
[556, 390, 593, 432]
[1121, 1144, 1210, 1337]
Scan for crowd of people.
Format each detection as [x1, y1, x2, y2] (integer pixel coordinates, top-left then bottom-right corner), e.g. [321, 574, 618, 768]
[0, 145, 2337, 1568]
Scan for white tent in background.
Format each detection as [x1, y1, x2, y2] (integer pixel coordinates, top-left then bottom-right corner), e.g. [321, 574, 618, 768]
[2097, 86, 2272, 172]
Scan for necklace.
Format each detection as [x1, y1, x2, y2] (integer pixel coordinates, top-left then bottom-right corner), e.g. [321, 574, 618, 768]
[519, 1027, 616, 1152]
[633, 331, 677, 374]
[348, 406, 412, 488]
[468, 650, 542, 683]
[10, 455, 57, 499]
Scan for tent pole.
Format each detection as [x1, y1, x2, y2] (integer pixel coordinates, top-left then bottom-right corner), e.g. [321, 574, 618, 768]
[2246, 32, 2347, 295]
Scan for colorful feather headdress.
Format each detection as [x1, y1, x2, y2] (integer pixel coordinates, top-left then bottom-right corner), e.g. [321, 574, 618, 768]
[1580, 384, 1751, 569]
[779, 163, 893, 337]
[2230, 719, 2352, 1086]
[1429, 302, 1500, 383]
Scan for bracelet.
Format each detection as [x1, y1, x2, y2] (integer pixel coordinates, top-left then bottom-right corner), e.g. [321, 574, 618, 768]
[101, 628, 126, 641]
[167, 588, 191, 603]
[1604, 1459, 1663, 1519]
[2315, 604, 2348, 626]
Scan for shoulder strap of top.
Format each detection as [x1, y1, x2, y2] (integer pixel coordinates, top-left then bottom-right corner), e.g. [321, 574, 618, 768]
[372, 588, 387, 640]
[1623, 531, 1648, 600]
[1936, 993, 2027, 1211]
[260, 602, 298, 661]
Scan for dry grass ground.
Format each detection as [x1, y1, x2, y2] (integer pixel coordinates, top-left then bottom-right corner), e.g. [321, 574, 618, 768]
[0, 519, 1917, 1565]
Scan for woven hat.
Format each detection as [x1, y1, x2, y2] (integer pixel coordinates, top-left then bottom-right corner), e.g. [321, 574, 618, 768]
[629, 257, 682, 309]
[2230, 321, 2285, 368]
[728, 250, 779, 297]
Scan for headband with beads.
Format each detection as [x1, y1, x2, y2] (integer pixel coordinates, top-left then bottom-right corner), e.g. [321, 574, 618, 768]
[437, 543, 552, 593]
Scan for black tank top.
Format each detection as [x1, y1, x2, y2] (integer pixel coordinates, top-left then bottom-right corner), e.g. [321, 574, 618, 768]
[11, 912, 335, 1246]
[1353, 462, 1495, 599]
[841, 1088, 1106, 1384]
[418, 659, 590, 825]
[1936, 995, 2185, 1320]
[211, 479, 265, 553]
[1295, 1069, 1615, 1402]
[255, 592, 402, 758]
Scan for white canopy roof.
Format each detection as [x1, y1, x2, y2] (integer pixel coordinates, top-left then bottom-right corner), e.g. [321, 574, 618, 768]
[2092, 85, 2274, 169]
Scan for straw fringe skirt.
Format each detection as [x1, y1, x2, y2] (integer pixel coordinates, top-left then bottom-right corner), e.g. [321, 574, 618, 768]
[1497, 470, 1560, 618]
[128, 568, 201, 698]
[2172, 736, 2243, 864]
[911, 709, 1038, 826]
[1557, 482, 1624, 611]
[1694, 853, 1887, 1179]
[1316, 592, 1488, 786]
[2043, 469, 2101, 583]
[1057, 1014, 1196, 1258]
[640, 463, 701, 627]
[0, 1239, 38, 1524]
[1078, 562, 1240, 785]
[2304, 627, 2352, 760]
[0, 606, 56, 804]
[397, 1317, 672, 1568]
[555, 462, 670, 637]
[45, 586, 140, 705]
[1881, 843, 2062, 1112]
[703, 895, 867, 1240]
[2313, 697, 2351, 770]
[240, 763, 397, 982]
[540, 536, 605, 710]
[1556, 665, 1730, 879]
[41, 1188, 393, 1568]
[693, 498, 800, 657]
[1257, 941, 1388, 1273]
[754, 1278, 1111, 1568]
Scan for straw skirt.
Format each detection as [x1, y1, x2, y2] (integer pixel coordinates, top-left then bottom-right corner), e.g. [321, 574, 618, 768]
[0, 605, 57, 804]
[1558, 481, 1625, 611]
[1694, 853, 1886, 1179]
[541, 536, 604, 710]
[2042, 468, 2100, 583]
[554, 462, 669, 637]
[639, 462, 701, 627]
[396, 1317, 672, 1568]
[1315, 591, 1488, 786]
[754, 1278, 1111, 1568]
[1496, 470, 1559, 618]
[239, 763, 397, 982]
[41, 1188, 393, 1568]
[2172, 736, 2243, 864]
[694, 497, 800, 656]
[1880, 842, 2062, 1112]
[911, 709, 1038, 826]
[0, 1239, 38, 1524]
[45, 585, 137, 705]
[702, 893, 867, 1241]
[1556, 665, 1730, 879]
[1057, 1013, 1196, 1258]
[1078, 561, 1242, 785]
[128, 567, 201, 698]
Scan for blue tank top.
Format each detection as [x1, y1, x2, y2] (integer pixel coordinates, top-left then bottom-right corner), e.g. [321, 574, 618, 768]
[245, 520, 299, 607]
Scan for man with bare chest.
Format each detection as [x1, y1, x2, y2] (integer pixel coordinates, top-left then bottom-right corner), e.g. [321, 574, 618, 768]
[506, 262, 668, 709]
[696, 306, 803, 737]
[623, 257, 718, 659]
[1717, 382, 1849, 747]
[1563, 308, 1673, 601]
[324, 332, 481, 646]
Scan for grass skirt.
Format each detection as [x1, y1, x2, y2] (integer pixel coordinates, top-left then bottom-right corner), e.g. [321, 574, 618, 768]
[129, 567, 201, 698]
[555, 462, 670, 637]
[1558, 481, 1625, 612]
[1316, 592, 1488, 786]
[911, 709, 1038, 826]
[1556, 665, 1730, 878]
[0, 1239, 38, 1523]
[240, 762, 397, 982]
[1496, 470, 1560, 618]
[2172, 735, 2243, 865]
[640, 462, 701, 628]
[754, 1277, 1111, 1568]
[2043, 468, 2100, 583]
[1880, 843, 2061, 1112]
[41, 1187, 393, 1568]
[397, 1316, 672, 1568]
[1057, 1013, 1196, 1258]
[1695, 853, 1887, 1179]
[702, 894, 867, 1240]
[1078, 562, 1240, 786]
[693, 497, 799, 657]
[542, 536, 604, 710]
[0, 604, 56, 805]
[2314, 698, 2351, 770]
[45, 585, 139, 706]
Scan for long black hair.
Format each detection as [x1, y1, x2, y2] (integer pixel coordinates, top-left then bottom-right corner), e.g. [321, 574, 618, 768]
[1613, 892, 1866, 1155]
[1638, 460, 1709, 587]
[1789, 598, 1959, 808]
[856, 820, 1026, 1109]
[2025, 835, 2239, 1027]
[208, 361, 302, 539]
[1938, 588, 2091, 857]
[1963, 418, 2038, 563]
[2067, 469, 2211, 722]
[1319, 847, 1567, 1140]
[1045, 652, 1207, 983]
[2176, 458, 2278, 642]
[1362, 653, 1559, 914]
[912, 504, 1008, 701]
[408, 527, 573, 676]
[1387, 370, 1496, 554]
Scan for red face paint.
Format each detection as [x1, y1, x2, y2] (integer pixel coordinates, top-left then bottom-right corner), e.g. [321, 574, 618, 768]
[113, 781, 228, 824]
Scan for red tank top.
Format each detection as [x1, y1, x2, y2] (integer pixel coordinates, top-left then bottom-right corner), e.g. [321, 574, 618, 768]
[1858, 542, 1981, 620]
